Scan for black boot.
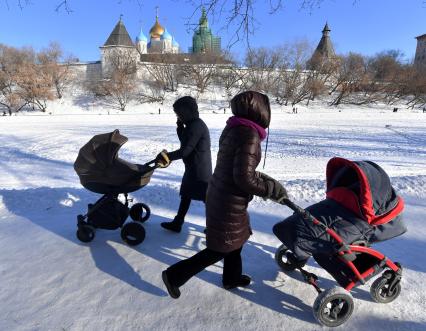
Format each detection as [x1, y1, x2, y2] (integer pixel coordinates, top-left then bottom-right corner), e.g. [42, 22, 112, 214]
[161, 217, 183, 233]
[223, 274, 251, 290]
[162, 271, 181, 299]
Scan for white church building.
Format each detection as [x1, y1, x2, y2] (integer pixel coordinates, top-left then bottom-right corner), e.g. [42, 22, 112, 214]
[70, 15, 180, 81]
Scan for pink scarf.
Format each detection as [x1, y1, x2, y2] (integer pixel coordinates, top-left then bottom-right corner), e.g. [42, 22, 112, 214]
[226, 116, 267, 141]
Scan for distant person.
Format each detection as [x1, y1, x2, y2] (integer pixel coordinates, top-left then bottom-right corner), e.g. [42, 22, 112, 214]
[156, 96, 212, 233]
[423, 107, 426, 113]
[161, 91, 288, 299]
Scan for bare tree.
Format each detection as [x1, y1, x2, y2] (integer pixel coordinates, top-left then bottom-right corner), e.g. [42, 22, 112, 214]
[362, 50, 407, 105]
[270, 40, 313, 106]
[0, 44, 58, 114]
[15, 60, 55, 112]
[405, 66, 426, 109]
[0, 45, 33, 115]
[243, 46, 283, 94]
[215, 63, 247, 102]
[328, 53, 368, 106]
[139, 53, 183, 92]
[137, 80, 166, 104]
[90, 49, 137, 111]
[306, 53, 340, 102]
[180, 52, 225, 94]
[37, 42, 74, 99]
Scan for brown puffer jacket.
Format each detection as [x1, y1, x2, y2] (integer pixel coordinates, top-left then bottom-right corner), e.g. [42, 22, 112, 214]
[206, 91, 272, 253]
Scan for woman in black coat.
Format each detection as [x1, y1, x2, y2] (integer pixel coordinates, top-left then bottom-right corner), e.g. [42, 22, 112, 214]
[161, 91, 288, 299]
[158, 96, 212, 233]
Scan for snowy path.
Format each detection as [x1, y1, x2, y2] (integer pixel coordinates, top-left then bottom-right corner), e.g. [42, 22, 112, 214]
[0, 109, 425, 330]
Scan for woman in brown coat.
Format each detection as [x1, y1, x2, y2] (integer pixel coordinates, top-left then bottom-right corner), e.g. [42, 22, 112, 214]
[162, 91, 288, 299]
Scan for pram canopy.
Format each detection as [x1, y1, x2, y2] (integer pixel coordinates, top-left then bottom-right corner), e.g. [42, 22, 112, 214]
[273, 157, 406, 262]
[74, 130, 153, 194]
[326, 157, 404, 226]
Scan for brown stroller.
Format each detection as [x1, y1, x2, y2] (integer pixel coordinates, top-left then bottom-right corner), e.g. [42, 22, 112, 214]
[74, 129, 161, 246]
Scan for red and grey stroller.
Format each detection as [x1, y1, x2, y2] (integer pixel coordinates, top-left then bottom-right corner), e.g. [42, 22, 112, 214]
[273, 157, 406, 327]
[74, 130, 164, 246]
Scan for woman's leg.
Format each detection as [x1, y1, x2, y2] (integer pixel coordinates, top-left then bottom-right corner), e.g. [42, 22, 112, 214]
[175, 196, 192, 224]
[166, 248, 224, 287]
[161, 196, 191, 232]
[222, 247, 243, 285]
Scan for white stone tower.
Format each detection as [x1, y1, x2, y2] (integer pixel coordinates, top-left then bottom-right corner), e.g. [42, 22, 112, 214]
[99, 17, 138, 77]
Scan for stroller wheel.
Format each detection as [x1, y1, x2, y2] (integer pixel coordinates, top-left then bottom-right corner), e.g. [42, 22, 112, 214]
[129, 203, 151, 222]
[121, 222, 146, 246]
[76, 224, 95, 243]
[313, 287, 354, 327]
[370, 275, 401, 303]
[275, 244, 297, 271]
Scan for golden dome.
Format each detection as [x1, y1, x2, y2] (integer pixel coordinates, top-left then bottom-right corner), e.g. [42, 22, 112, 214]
[149, 17, 164, 39]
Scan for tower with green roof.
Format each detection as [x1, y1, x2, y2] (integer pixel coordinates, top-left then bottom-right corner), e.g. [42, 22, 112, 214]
[190, 8, 221, 54]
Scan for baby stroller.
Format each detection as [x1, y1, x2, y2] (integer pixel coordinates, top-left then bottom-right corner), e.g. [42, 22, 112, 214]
[74, 129, 163, 246]
[273, 157, 406, 327]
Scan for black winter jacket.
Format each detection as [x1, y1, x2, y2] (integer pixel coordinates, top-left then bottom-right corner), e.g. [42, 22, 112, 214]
[168, 105, 212, 201]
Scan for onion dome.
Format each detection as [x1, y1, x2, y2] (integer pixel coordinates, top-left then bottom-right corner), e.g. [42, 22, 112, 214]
[136, 28, 148, 43]
[149, 16, 165, 39]
[161, 29, 173, 41]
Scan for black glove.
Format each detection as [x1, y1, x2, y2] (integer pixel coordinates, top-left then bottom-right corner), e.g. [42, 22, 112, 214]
[258, 172, 288, 202]
[258, 171, 274, 182]
[269, 179, 288, 202]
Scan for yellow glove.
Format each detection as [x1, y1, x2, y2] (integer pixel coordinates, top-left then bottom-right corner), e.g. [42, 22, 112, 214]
[156, 150, 171, 168]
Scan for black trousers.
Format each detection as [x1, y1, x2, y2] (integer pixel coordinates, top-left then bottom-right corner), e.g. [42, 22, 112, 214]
[175, 196, 206, 225]
[175, 196, 192, 224]
[166, 247, 243, 287]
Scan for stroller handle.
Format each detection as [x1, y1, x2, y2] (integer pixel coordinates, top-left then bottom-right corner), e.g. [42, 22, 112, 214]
[138, 159, 160, 174]
[280, 198, 311, 220]
[280, 198, 333, 232]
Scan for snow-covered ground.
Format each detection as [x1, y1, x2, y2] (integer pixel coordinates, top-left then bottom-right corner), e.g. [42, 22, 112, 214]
[0, 102, 425, 330]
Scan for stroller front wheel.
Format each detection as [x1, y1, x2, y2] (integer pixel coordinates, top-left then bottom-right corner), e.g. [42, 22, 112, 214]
[121, 222, 146, 246]
[76, 224, 96, 243]
[370, 275, 401, 303]
[275, 244, 298, 271]
[313, 287, 354, 327]
[129, 203, 151, 223]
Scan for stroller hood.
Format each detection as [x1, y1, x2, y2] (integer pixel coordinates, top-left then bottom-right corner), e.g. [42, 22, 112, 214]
[326, 157, 403, 225]
[75, 130, 127, 174]
[74, 130, 153, 193]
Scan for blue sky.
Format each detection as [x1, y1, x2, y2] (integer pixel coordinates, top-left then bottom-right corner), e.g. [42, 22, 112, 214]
[0, 0, 424, 62]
